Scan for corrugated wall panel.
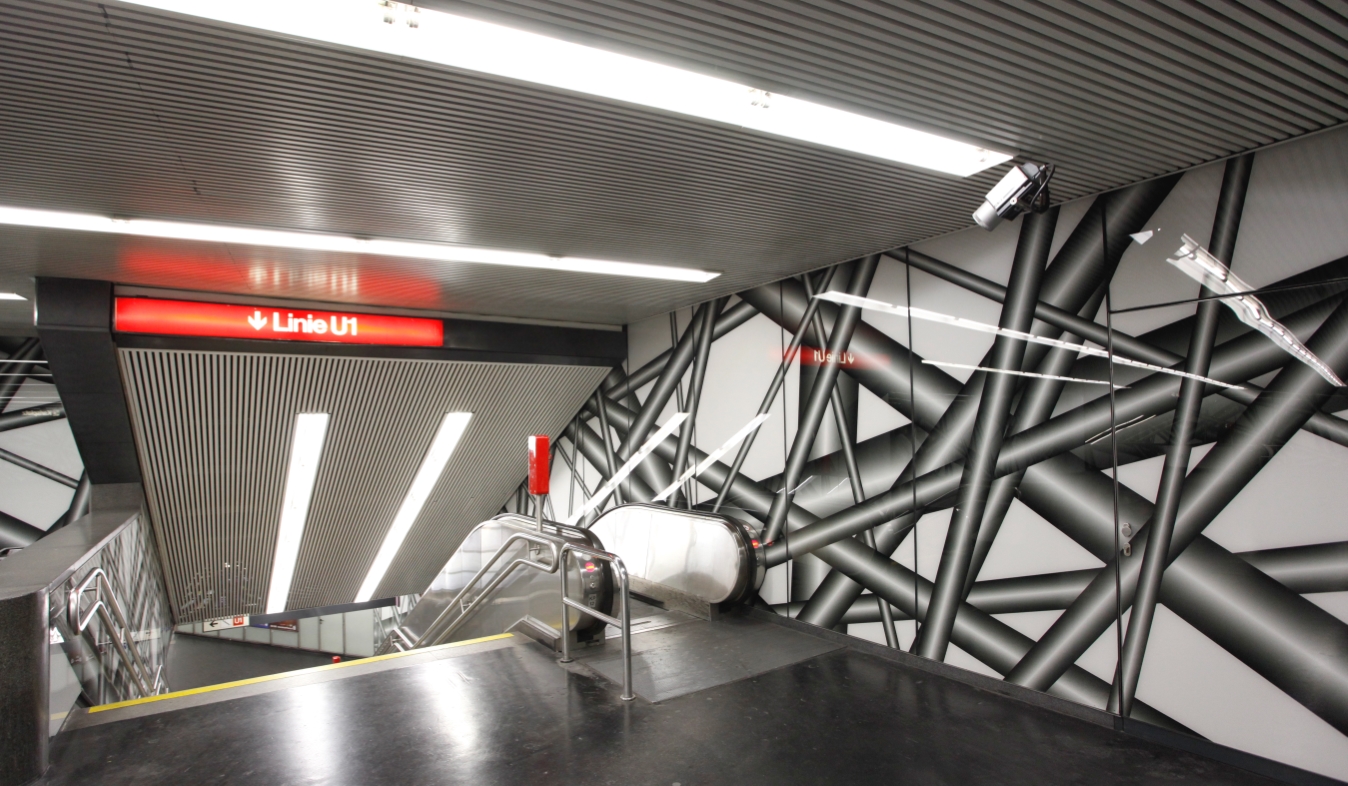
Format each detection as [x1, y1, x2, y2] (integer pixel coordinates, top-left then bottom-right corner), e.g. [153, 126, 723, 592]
[119, 348, 607, 621]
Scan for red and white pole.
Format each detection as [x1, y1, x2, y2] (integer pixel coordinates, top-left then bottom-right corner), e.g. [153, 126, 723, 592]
[527, 435, 550, 532]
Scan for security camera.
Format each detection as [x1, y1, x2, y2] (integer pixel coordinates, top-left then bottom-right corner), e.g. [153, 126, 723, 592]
[972, 162, 1054, 231]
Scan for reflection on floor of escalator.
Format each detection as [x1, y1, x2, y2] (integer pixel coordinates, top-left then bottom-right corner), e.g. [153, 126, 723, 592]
[602, 599, 696, 639]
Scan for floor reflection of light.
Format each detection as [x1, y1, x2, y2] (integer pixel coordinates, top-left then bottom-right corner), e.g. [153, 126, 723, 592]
[284, 683, 339, 784]
[417, 663, 483, 764]
[417, 660, 493, 781]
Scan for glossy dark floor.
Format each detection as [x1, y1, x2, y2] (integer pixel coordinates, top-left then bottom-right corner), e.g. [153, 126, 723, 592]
[45, 620, 1278, 785]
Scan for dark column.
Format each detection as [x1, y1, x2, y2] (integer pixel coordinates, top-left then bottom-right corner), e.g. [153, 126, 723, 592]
[713, 268, 841, 514]
[34, 279, 140, 484]
[771, 293, 1343, 564]
[614, 304, 710, 500]
[1115, 153, 1254, 716]
[963, 283, 1107, 595]
[762, 255, 879, 543]
[792, 274, 861, 610]
[918, 209, 1054, 661]
[0, 591, 48, 786]
[1006, 295, 1348, 703]
[764, 178, 1180, 628]
[670, 299, 723, 507]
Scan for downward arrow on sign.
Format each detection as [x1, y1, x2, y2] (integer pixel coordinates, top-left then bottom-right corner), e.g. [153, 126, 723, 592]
[247, 310, 268, 330]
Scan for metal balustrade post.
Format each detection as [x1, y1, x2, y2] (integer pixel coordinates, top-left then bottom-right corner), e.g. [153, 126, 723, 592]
[559, 543, 634, 701]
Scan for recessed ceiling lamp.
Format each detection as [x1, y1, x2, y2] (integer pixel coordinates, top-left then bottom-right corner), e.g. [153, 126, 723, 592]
[0, 206, 717, 282]
[267, 412, 331, 615]
[119, 0, 1011, 176]
[356, 411, 473, 602]
[0, 292, 25, 301]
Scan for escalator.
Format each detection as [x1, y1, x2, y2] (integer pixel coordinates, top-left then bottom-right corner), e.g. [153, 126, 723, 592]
[381, 504, 765, 656]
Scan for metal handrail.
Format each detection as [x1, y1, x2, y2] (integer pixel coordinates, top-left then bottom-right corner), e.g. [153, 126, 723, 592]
[385, 516, 635, 701]
[413, 528, 562, 648]
[67, 567, 161, 698]
[387, 627, 415, 652]
[402, 514, 599, 650]
[560, 543, 634, 701]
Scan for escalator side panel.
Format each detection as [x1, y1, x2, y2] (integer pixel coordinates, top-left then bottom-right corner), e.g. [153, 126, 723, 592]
[400, 516, 612, 647]
[590, 504, 761, 605]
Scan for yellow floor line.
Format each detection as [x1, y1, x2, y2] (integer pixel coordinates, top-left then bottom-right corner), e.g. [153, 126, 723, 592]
[90, 632, 515, 713]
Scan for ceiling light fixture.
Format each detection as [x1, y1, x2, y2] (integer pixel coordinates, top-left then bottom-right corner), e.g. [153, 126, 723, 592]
[653, 413, 770, 502]
[118, 0, 1011, 176]
[356, 411, 473, 602]
[1167, 234, 1344, 387]
[0, 292, 26, 301]
[266, 412, 331, 615]
[816, 291, 1241, 390]
[0, 206, 719, 282]
[565, 412, 688, 526]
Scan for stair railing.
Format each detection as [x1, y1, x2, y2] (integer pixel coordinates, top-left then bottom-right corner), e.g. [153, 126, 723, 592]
[67, 567, 163, 699]
[381, 518, 635, 700]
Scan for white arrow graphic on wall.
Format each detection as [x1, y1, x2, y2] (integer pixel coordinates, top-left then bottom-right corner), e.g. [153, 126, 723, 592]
[247, 310, 268, 330]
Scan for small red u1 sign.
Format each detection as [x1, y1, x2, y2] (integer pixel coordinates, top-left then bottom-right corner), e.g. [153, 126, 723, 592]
[528, 435, 550, 495]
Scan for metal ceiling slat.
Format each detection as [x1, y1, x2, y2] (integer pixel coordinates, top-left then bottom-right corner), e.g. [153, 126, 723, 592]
[0, 93, 981, 227]
[119, 347, 608, 620]
[1162, 0, 1348, 91]
[486, 0, 1219, 165]
[1030, 0, 1344, 121]
[0, 122, 975, 264]
[1269, 0, 1348, 43]
[0, 148, 975, 281]
[49, 0, 1326, 172]
[461, 0, 1314, 144]
[754, 0, 1257, 151]
[566, 0, 1250, 157]
[0, 45, 1002, 225]
[2, 0, 1346, 326]
[57, 9, 999, 182]
[467, 0, 1230, 167]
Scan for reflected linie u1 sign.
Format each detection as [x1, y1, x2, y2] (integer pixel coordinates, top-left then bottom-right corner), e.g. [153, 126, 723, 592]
[113, 297, 444, 347]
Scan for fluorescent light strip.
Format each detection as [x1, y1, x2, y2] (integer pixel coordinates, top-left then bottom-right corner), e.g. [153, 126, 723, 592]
[356, 412, 473, 602]
[565, 412, 688, 526]
[653, 413, 770, 502]
[119, 0, 1010, 176]
[922, 360, 1124, 388]
[1167, 234, 1344, 387]
[0, 292, 25, 301]
[266, 413, 330, 615]
[815, 291, 1242, 390]
[0, 206, 718, 282]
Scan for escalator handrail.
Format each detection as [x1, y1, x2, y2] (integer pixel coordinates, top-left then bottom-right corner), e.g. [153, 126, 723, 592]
[399, 517, 636, 701]
[413, 528, 561, 648]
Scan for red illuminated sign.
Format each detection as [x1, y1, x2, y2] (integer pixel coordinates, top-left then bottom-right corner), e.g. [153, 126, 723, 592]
[785, 346, 888, 370]
[528, 435, 550, 495]
[114, 297, 444, 347]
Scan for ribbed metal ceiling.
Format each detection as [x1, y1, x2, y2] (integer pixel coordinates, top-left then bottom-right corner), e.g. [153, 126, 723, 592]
[437, 0, 1348, 198]
[119, 347, 607, 621]
[0, 1, 1344, 325]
